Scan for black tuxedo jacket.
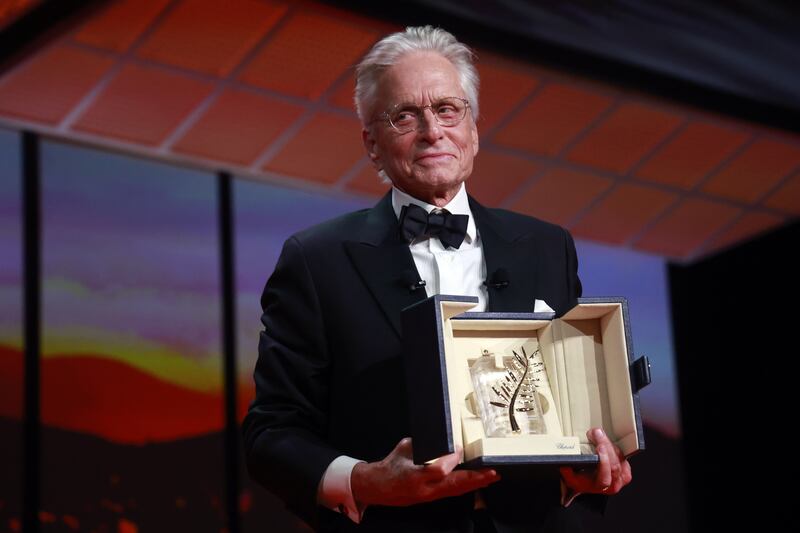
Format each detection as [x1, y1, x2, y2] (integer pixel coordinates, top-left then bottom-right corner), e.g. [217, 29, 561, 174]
[243, 193, 601, 532]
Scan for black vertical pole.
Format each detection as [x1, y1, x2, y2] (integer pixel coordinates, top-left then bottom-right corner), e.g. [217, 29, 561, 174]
[21, 131, 41, 533]
[217, 171, 241, 533]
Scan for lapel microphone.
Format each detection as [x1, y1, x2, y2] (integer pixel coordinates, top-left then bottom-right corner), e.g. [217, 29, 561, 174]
[484, 268, 510, 289]
[399, 270, 427, 292]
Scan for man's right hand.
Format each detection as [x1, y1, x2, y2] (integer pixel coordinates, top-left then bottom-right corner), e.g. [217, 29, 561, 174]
[350, 437, 501, 507]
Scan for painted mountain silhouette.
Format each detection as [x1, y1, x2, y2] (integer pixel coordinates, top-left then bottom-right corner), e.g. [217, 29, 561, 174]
[0, 344, 252, 443]
[0, 344, 23, 418]
[0, 418, 309, 533]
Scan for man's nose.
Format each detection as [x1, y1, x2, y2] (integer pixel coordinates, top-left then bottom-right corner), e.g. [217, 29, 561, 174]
[417, 108, 443, 140]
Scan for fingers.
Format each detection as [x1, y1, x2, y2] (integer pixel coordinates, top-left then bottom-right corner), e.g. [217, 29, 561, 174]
[420, 445, 499, 500]
[588, 428, 613, 490]
[615, 449, 632, 490]
[387, 438, 465, 481]
[389, 431, 631, 504]
[423, 445, 463, 478]
[585, 427, 632, 494]
[620, 455, 632, 485]
[559, 466, 583, 489]
[432, 468, 500, 499]
[382, 437, 419, 475]
[392, 437, 414, 458]
[361, 438, 500, 506]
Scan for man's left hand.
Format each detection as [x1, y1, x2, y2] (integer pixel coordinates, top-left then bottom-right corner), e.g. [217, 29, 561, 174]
[559, 427, 632, 495]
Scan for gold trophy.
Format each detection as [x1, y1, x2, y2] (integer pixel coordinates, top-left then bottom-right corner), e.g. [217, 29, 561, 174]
[469, 347, 547, 437]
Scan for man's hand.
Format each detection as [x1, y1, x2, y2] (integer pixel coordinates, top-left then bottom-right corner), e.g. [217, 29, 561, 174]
[351, 437, 500, 507]
[560, 428, 632, 495]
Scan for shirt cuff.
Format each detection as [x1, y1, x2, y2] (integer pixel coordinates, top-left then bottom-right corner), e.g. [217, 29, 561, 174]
[317, 455, 366, 523]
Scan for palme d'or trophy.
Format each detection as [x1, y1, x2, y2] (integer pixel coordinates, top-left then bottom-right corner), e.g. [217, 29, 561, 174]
[469, 347, 547, 437]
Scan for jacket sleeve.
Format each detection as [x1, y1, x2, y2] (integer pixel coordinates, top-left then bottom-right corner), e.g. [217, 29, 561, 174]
[564, 227, 582, 303]
[242, 235, 340, 525]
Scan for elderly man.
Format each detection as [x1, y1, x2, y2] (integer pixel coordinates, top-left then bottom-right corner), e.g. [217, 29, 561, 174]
[243, 26, 631, 533]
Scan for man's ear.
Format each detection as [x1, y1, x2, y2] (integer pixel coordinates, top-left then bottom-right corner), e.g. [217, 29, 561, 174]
[362, 128, 381, 169]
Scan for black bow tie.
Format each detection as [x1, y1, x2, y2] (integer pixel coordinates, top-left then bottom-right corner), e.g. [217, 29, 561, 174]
[398, 203, 469, 249]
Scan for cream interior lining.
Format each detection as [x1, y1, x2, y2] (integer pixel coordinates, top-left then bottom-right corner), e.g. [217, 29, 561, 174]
[443, 303, 638, 460]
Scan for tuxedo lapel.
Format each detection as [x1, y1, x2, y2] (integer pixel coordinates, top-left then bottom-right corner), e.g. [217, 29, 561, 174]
[469, 197, 539, 313]
[344, 192, 427, 337]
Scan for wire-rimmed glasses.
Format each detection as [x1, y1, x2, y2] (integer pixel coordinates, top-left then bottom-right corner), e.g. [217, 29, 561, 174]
[377, 96, 470, 134]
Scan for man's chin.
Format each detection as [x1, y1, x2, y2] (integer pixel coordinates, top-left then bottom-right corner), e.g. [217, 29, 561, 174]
[401, 178, 464, 202]
[410, 168, 464, 186]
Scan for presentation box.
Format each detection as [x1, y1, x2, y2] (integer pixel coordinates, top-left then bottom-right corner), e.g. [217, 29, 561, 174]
[402, 295, 651, 469]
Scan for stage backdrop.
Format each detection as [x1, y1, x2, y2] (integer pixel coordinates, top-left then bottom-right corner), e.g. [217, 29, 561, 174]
[0, 127, 23, 531]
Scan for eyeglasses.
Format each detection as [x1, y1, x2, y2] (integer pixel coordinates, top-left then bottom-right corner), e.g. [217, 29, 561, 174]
[377, 96, 470, 134]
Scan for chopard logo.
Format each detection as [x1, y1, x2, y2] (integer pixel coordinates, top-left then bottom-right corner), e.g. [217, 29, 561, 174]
[556, 442, 576, 449]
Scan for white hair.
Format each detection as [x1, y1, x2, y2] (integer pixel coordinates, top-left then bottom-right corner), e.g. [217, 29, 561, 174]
[354, 25, 480, 125]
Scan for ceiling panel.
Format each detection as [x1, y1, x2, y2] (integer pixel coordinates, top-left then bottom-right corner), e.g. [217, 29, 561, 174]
[571, 183, 677, 244]
[634, 198, 741, 257]
[510, 167, 613, 227]
[135, 0, 286, 77]
[704, 211, 786, 255]
[701, 139, 800, 203]
[567, 102, 684, 174]
[327, 76, 357, 113]
[344, 163, 385, 198]
[172, 88, 305, 165]
[238, 11, 377, 100]
[0, 0, 44, 32]
[263, 111, 364, 185]
[493, 83, 612, 157]
[474, 56, 539, 134]
[635, 121, 750, 190]
[468, 149, 539, 207]
[72, 62, 214, 145]
[763, 172, 800, 215]
[72, 0, 170, 53]
[0, 45, 114, 124]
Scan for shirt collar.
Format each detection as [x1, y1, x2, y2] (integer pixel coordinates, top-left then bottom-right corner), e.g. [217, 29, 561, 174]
[391, 183, 477, 244]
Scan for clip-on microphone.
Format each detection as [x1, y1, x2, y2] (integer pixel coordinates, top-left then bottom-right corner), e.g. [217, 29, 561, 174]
[484, 268, 510, 289]
[400, 270, 427, 292]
